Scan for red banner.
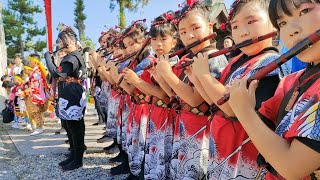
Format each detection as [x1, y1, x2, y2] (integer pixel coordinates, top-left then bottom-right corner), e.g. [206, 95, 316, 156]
[43, 0, 52, 52]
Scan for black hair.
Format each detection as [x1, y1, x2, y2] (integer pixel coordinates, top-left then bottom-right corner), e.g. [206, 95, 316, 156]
[98, 36, 103, 43]
[106, 29, 121, 48]
[29, 53, 40, 59]
[224, 35, 233, 41]
[57, 27, 78, 47]
[150, 11, 185, 52]
[121, 22, 147, 48]
[150, 11, 178, 38]
[222, 0, 270, 31]
[224, 35, 235, 45]
[176, 2, 218, 45]
[106, 28, 119, 36]
[1, 75, 8, 81]
[230, 0, 270, 20]
[177, 2, 215, 26]
[2, 81, 15, 89]
[269, 0, 320, 29]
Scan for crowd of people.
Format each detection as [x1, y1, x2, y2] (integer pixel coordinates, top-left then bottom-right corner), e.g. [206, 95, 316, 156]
[1, 0, 320, 179]
[2, 54, 48, 135]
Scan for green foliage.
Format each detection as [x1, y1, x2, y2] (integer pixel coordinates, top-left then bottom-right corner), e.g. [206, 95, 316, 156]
[2, 0, 47, 58]
[109, 0, 150, 27]
[74, 0, 86, 39]
[80, 34, 96, 50]
[73, 0, 96, 50]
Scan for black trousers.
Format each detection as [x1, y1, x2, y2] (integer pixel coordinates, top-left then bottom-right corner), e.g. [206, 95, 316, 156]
[54, 99, 65, 129]
[94, 96, 105, 122]
[62, 118, 86, 151]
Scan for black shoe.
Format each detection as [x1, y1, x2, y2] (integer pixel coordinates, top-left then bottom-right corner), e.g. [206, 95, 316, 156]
[55, 128, 65, 135]
[97, 135, 109, 143]
[59, 150, 74, 166]
[92, 122, 99, 126]
[61, 160, 83, 171]
[110, 156, 129, 175]
[109, 151, 125, 163]
[62, 150, 84, 171]
[65, 140, 69, 144]
[126, 173, 139, 180]
[92, 120, 102, 126]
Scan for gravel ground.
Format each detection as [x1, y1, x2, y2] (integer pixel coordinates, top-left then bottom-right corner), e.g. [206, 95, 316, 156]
[0, 162, 17, 180]
[10, 153, 129, 180]
[0, 107, 130, 180]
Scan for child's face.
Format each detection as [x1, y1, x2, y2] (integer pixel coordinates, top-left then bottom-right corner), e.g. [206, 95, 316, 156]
[231, 2, 275, 56]
[3, 77, 10, 81]
[151, 34, 177, 56]
[14, 79, 19, 84]
[112, 46, 123, 58]
[29, 60, 37, 68]
[101, 34, 108, 48]
[58, 37, 76, 53]
[178, 10, 213, 54]
[14, 57, 22, 65]
[223, 38, 233, 48]
[123, 36, 143, 55]
[277, 2, 320, 65]
[122, 47, 128, 56]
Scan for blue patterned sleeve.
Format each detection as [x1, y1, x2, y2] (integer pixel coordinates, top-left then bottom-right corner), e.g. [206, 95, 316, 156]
[255, 54, 281, 77]
[276, 100, 320, 153]
[118, 60, 130, 73]
[133, 57, 152, 76]
[208, 55, 228, 79]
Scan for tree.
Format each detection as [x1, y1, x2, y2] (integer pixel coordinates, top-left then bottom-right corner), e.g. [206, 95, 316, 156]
[80, 34, 96, 50]
[73, 0, 95, 50]
[74, 0, 86, 40]
[2, 0, 46, 58]
[109, 0, 150, 27]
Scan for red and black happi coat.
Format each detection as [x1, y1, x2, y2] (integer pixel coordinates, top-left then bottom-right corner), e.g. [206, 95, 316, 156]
[259, 64, 320, 180]
[170, 45, 228, 179]
[208, 48, 281, 180]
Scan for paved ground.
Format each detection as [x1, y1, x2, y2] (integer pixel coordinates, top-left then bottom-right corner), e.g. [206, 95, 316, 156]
[7, 110, 111, 156]
[0, 122, 19, 180]
[0, 104, 128, 180]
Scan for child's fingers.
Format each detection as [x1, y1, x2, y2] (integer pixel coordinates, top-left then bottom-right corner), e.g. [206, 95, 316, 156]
[193, 56, 198, 62]
[164, 54, 169, 61]
[248, 80, 259, 99]
[203, 52, 209, 59]
[159, 55, 165, 62]
[159, 54, 169, 62]
[197, 52, 204, 59]
[225, 85, 231, 93]
[238, 77, 247, 88]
